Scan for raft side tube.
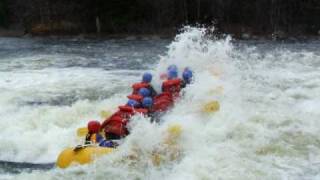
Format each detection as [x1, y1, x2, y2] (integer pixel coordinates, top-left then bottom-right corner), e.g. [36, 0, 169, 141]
[56, 146, 114, 168]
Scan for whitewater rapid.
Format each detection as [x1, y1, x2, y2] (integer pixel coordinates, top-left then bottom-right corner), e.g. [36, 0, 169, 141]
[1, 28, 320, 179]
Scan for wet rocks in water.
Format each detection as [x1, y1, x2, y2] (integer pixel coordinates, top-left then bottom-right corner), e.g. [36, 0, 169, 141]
[241, 33, 251, 39]
[272, 30, 288, 40]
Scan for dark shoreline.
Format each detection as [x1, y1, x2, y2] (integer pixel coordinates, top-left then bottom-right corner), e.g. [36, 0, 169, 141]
[2, 0, 320, 42]
[0, 28, 319, 41]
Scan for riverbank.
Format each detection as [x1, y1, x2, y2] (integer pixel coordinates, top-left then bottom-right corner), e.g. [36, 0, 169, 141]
[0, 27, 319, 41]
[0, 28, 25, 37]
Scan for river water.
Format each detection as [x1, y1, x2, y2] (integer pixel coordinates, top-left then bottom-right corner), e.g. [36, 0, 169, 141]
[0, 28, 319, 180]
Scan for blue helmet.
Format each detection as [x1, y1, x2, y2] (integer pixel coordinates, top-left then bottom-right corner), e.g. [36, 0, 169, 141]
[142, 72, 152, 83]
[142, 97, 153, 108]
[127, 99, 140, 107]
[183, 69, 193, 82]
[167, 64, 178, 71]
[168, 69, 178, 79]
[138, 88, 150, 97]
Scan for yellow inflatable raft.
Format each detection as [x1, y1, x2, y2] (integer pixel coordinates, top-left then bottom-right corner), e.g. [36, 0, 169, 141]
[56, 145, 114, 168]
[56, 124, 187, 169]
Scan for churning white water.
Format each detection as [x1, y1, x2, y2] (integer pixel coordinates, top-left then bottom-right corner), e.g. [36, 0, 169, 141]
[0, 28, 320, 179]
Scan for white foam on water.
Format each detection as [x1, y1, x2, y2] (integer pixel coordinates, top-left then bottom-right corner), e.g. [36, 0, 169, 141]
[0, 68, 140, 162]
[1, 27, 320, 179]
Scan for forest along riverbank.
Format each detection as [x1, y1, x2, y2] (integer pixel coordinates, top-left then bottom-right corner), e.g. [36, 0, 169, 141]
[1, 1, 320, 39]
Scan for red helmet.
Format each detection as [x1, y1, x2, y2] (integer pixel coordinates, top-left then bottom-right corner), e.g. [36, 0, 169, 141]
[87, 120, 101, 133]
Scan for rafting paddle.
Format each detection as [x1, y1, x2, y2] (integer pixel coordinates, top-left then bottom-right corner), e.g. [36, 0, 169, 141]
[202, 100, 220, 113]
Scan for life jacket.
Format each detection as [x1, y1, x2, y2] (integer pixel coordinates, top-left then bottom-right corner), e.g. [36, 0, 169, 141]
[162, 78, 182, 98]
[127, 94, 143, 103]
[118, 105, 135, 118]
[132, 82, 150, 94]
[134, 108, 148, 114]
[103, 106, 148, 137]
[103, 114, 128, 137]
[152, 93, 174, 112]
[117, 105, 148, 118]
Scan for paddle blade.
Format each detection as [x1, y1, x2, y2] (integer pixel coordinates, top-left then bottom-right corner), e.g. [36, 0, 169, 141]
[151, 153, 162, 166]
[203, 101, 220, 113]
[100, 110, 112, 119]
[164, 124, 182, 145]
[167, 124, 182, 139]
[77, 127, 88, 137]
[153, 124, 183, 166]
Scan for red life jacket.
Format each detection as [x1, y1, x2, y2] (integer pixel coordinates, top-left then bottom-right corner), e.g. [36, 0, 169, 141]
[102, 105, 148, 137]
[134, 108, 148, 114]
[132, 82, 150, 94]
[103, 114, 128, 137]
[102, 105, 133, 137]
[118, 105, 135, 119]
[118, 105, 148, 118]
[152, 93, 173, 112]
[162, 79, 182, 98]
[127, 94, 143, 103]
